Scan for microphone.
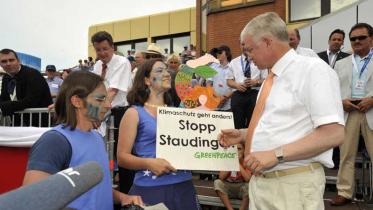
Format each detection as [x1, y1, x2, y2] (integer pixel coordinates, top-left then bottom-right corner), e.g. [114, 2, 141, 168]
[0, 161, 104, 210]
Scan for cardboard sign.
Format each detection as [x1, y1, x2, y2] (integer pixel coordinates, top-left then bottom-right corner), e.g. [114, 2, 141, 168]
[156, 107, 239, 171]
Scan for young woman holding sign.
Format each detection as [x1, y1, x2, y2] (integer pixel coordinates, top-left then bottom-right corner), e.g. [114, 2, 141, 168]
[117, 59, 200, 210]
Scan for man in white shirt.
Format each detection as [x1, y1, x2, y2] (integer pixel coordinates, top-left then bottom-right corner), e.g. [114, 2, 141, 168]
[219, 12, 344, 210]
[91, 31, 133, 193]
[226, 40, 267, 128]
[288, 28, 318, 57]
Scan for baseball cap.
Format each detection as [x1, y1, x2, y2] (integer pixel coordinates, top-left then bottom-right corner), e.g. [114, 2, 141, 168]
[46, 65, 57, 72]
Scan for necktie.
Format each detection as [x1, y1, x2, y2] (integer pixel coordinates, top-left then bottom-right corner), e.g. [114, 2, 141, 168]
[244, 58, 251, 78]
[101, 63, 107, 79]
[7, 78, 16, 95]
[245, 71, 275, 154]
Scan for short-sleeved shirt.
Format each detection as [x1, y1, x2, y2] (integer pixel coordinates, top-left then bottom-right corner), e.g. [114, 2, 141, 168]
[295, 46, 318, 57]
[226, 55, 268, 91]
[208, 63, 232, 110]
[93, 54, 132, 107]
[251, 49, 344, 172]
[46, 77, 63, 96]
[27, 130, 71, 173]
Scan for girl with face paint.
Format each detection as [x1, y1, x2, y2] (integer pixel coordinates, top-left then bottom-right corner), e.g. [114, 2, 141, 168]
[23, 71, 143, 209]
[118, 59, 200, 209]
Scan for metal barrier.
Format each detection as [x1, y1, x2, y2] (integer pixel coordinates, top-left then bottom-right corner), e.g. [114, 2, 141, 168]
[0, 108, 55, 127]
[104, 116, 116, 182]
[361, 153, 373, 201]
[0, 107, 116, 181]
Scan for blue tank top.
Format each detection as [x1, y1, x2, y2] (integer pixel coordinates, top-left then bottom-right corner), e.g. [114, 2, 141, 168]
[53, 125, 113, 210]
[133, 106, 192, 187]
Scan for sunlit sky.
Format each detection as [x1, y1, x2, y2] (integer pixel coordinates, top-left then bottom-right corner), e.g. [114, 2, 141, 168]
[0, 0, 195, 70]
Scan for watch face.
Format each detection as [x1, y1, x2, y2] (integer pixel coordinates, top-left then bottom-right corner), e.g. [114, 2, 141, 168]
[275, 147, 284, 163]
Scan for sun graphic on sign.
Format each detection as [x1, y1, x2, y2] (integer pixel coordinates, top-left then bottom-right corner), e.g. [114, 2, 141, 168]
[175, 54, 221, 110]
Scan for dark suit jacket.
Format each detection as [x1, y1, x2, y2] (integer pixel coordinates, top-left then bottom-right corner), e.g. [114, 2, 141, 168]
[0, 65, 52, 116]
[317, 50, 350, 68]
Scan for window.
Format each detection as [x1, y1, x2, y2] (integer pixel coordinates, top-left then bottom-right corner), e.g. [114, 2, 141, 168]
[205, 0, 273, 14]
[289, 0, 359, 22]
[331, 0, 358, 12]
[221, 0, 243, 7]
[116, 44, 131, 56]
[135, 41, 147, 51]
[116, 39, 147, 54]
[173, 36, 190, 55]
[153, 34, 190, 55]
[155, 38, 171, 54]
[289, 0, 321, 22]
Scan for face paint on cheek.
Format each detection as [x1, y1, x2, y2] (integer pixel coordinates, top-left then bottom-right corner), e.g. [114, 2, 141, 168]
[151, 75, 164, 96]
[86, 103, 101, 121]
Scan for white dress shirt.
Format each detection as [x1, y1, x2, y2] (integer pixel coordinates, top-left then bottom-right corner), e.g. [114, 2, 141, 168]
[226, 55, 268, 91]
[252, 49, 344, 171]
[93, 54, 132, 107]
[295, 46, 318, 58]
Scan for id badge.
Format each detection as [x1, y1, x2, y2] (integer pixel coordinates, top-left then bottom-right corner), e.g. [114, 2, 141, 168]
[355, 80, 365, 90]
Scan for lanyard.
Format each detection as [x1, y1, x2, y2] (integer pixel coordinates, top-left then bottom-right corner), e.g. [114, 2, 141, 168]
[353, 48, 373, 79]
[240, 55, 248, 74]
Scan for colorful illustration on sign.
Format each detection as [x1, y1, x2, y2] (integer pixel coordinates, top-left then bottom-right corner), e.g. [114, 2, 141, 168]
[175, 54, 220, 110]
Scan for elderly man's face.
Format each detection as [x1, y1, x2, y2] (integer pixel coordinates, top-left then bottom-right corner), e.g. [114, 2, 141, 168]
[0, 52, 21, 76]
[243, 36, 270, 69]
[288, 29, 300, 49]
[93, 40, 114, 64]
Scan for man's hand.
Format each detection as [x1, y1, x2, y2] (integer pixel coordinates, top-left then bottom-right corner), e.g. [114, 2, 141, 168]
[358, 97, 373, 112]
[119, 194, 143, 207]
[342, 99, 359, 112]
[218, 129, 245, 148]
[235, 83, 247, 92]
[244, 150, 278, 175]
[147, 158, 176, 176]
[219, 95, 229, 105]
[244, 78, 259, 87]
[47, 104, 55, 110]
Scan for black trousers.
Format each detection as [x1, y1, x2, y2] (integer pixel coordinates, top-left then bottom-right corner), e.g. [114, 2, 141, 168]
[230, 89, 258, 129]
[111, 106, 135, 194]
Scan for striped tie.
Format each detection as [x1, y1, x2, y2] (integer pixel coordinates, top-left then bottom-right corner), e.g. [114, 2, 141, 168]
[101, 63, 107, 79]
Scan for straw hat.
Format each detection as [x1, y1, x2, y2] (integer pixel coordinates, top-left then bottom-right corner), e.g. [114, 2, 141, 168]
[145, 43, 164, 55]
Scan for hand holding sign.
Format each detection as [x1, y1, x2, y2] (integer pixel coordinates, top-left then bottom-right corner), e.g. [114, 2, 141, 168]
[218, 129, 245, 148]
[147, 158, 176, 176]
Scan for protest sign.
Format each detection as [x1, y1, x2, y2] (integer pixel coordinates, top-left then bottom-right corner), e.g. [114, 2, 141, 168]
[156, 107, 239, 171]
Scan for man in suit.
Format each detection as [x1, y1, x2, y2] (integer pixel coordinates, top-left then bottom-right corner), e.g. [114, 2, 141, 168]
[318, 29, 350, 68]
[332, 23, 373, 206]
[0, 48, 52, 117]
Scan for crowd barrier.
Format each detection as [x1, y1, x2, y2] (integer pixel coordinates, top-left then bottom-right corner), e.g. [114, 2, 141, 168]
[0, 108, 116, 194]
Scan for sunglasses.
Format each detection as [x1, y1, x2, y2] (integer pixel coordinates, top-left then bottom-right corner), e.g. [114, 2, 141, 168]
[145, 54, 163, 59]
[350, 35, 368, 42]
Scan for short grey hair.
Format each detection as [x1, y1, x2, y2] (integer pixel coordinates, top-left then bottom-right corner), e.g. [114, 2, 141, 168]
[240, 12, 288, 43]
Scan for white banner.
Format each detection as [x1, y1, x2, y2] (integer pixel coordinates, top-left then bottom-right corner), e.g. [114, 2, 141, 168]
[156, 107, 239, 171]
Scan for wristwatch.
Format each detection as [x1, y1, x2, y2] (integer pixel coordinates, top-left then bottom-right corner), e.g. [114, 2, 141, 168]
[274, 147, 285, 163]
